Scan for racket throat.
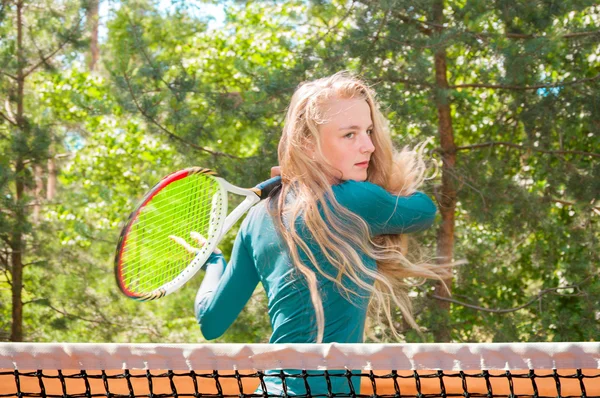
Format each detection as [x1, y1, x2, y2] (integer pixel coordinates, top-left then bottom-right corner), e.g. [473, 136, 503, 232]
[218, 195, 260, 240]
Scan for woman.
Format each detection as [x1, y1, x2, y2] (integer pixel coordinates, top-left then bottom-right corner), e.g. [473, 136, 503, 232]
[192, 71, 448, 395]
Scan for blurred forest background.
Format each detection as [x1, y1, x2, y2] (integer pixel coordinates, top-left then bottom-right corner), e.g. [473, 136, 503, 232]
[0, 0, 598, 343]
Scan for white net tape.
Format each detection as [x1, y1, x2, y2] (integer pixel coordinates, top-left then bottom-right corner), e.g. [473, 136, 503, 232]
[1, 342, 599, 371]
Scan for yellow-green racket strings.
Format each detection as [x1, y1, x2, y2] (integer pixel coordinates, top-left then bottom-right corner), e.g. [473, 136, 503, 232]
[120, 174, 220, 295]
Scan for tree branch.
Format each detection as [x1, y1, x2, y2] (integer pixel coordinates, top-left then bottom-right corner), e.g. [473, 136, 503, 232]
[23, 13, 84, 78]
[25, 299, 120, 326]
[0, 235, 12, 248]
[29, 45, 66, 76]
[395, 5, 587, 42]
[359, 2, 598, 42]
[3, 98, 18, 125]
[483, 30, 600, 40]
[23, 38, 71, 78]
[1, 268, 11, 286]
[359, 1, 598, 41]
[0, 251, 9, 270]
[79, 230, 115, 245]
[562, 30, 600, 39]
[122, 72, 241, 158]
[454, 141, 600, 159]
[551, 198, 600, 212]
[1, 71, 17, 81]
[371, 8, 389, 45]
[387, 9, 435, 36]
[310, 0, 356, 47]
[22, 260, 45, 267]
[22, 152, 73, 165]
[403, 20, 598, 41]
[437, 160, 488, 210]
[26, 298, 162, 336]
[127, 14, 183, 97]
[383, 75, 434, 88]
[0, 110, 17, 126]
[423, 276, 594, 314]
[451, 73, 599, 90]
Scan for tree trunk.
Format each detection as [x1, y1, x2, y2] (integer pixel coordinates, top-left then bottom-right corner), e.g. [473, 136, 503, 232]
[33, 164, 44, 223]
[11, 0, 26, 342]
[11, 159, 25, 342]
[87, 0, 100, 71]
[432, 0, 457, 343]
[47, 157, 56, 200]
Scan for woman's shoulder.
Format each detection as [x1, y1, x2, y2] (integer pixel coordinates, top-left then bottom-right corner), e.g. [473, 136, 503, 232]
[332, 180, 403, 206]
[331, 180, 393, 214]
[332, 179, 386, 196]
[331, 180, 437, 234]
[333, 180, 435, 211]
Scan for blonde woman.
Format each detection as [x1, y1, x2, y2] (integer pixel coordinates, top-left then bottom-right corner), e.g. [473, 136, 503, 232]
[193, 71, 447, 395]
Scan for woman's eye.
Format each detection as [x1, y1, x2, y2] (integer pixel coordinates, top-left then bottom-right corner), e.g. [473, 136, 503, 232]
[344, 132, 355, 139]
[366, 129, 373, 135]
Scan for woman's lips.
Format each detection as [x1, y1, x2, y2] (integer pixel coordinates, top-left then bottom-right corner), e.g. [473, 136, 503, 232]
[355, 161, 369, 168]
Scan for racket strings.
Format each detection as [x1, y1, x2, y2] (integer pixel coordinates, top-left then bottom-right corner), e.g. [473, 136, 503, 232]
[124, 183, 216, 291]
[125, 182, 213, 226]
[132, 196, 214, 261]
[120, 174, 223, 294]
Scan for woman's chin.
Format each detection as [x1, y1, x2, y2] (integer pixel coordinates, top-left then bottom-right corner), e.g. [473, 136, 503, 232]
[344, 174, 368, 182]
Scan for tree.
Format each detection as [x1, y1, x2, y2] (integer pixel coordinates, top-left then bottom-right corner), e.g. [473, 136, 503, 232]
[86, 0, 100, 71]
[316, 0, 600, 341]
[2, 0, 597, 343]
[102, 0, 600, 342]
[1, 0, 280, 343]
[0, 0, 86, 341]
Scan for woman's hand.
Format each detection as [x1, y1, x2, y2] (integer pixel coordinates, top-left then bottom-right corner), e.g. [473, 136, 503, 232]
[169, 232, 222, 255]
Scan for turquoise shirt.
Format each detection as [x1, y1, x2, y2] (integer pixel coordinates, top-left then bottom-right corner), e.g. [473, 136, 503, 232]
[195, 180, 437, 395]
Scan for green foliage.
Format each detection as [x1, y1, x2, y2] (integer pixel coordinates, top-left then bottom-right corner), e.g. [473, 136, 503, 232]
[0, 0, 597, 343]
[312, 0, 599, 342]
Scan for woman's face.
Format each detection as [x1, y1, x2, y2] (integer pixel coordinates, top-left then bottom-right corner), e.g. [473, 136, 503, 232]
[318, 97, 375, 182]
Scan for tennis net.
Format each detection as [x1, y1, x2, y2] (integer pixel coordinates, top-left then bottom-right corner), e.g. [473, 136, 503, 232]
[1, 342, 599, 397]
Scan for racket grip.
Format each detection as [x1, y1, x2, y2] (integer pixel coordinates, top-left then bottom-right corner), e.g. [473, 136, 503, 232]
[254, 176, 282, 200]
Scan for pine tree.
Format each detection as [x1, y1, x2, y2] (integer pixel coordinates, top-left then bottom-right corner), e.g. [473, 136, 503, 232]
[0, 0, 85, 341]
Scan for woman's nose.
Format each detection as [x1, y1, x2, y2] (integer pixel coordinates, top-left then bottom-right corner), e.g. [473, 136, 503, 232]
[360, 133, 375, 154]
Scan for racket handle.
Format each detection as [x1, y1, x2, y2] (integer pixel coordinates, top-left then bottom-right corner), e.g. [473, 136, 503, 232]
[254, 176, 282, 200]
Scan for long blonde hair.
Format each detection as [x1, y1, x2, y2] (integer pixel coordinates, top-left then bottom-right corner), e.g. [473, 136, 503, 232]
[272, 71, 448, 342]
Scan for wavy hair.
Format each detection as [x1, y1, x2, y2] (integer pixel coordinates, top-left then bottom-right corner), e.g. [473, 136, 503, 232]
[271, 71, 449, 342]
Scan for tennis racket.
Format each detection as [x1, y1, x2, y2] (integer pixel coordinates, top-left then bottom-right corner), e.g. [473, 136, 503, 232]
[114, 167, 281, 301]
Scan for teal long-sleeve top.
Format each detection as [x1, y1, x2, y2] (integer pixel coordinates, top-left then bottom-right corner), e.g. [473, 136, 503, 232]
[195, 180, 437, 395]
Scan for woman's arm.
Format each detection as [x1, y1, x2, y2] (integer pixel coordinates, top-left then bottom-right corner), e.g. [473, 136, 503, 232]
[333, 180, 437, 236]
[195, 222, 259, 340]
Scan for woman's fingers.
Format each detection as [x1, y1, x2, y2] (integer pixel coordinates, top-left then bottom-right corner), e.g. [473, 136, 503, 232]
[169, 232, 222, 255]
[169, 235, 199, 254]
[190, 231, 222, 255]
[190, 231, 208, 246]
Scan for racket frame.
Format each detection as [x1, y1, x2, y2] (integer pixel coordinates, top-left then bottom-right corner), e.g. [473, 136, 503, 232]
[115, 168, 274, 301]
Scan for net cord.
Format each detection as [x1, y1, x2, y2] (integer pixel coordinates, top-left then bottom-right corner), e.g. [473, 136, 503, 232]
[1, 343, 599, 372]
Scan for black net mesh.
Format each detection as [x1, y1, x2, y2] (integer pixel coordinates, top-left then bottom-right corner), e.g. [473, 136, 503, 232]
[1, 368, 599, 398]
